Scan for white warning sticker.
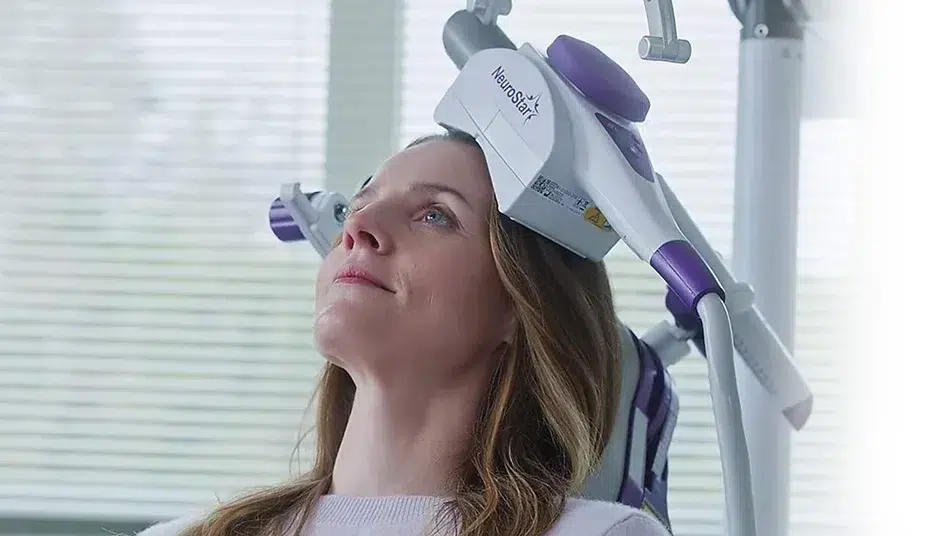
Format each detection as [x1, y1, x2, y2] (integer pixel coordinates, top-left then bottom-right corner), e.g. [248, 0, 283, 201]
[529, 175, 589, 215]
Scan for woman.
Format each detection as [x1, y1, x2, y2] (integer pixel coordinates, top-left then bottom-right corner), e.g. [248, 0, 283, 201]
[139, 131, 671, 536]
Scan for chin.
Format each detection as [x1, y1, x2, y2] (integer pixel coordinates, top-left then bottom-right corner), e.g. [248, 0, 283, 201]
[314, 303, 389, 363]
[320, 352, 345, 369]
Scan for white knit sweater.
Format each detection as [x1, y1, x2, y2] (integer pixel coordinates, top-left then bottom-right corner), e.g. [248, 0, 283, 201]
[136, 495, 671, 536]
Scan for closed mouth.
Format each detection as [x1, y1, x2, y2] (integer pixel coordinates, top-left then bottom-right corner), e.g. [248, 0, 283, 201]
[334, 267, 393, 292]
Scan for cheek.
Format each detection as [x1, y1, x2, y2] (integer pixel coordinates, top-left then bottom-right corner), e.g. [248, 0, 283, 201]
[414, 249, 505, 318]
[413, 251, 510, 363]
[315, 249, 344, 298]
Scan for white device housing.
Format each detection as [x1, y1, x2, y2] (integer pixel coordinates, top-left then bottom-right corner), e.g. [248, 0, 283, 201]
[435, 45, 625, 260]
[432, 38, 811, 427]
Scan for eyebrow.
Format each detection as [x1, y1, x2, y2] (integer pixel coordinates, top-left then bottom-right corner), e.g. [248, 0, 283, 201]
[352, 179, 473, 209]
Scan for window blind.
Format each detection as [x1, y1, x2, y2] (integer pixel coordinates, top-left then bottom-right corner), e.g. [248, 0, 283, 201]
[399, 2, 853, 536]
[0, 0, 331, 522]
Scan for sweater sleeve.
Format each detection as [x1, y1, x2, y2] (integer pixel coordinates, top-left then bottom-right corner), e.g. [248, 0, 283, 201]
[601, 511, 672, 536]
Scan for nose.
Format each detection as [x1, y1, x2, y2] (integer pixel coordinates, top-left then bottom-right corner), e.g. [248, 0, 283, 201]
[341, 206, 393, 254]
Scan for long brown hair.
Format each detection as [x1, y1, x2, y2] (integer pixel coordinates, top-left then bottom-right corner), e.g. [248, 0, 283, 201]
[181, 131, 622, 536]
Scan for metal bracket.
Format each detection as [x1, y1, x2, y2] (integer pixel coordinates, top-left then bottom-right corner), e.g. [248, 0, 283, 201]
[730, 0, 805, 39]
[466, 0, 512, 25]
[639, 0, 692, 63]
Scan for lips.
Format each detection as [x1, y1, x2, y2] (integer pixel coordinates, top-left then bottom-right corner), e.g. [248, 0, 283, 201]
[333, 265, 393, 292]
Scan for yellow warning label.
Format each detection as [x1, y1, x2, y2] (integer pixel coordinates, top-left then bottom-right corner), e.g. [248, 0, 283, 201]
[583, 206, 613, 231]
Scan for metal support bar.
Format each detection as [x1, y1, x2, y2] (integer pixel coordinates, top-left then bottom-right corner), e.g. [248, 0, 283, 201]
[730, 2, 805, 536]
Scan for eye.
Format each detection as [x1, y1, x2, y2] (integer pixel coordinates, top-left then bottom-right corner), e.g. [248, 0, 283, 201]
[343, 201, 363, 219]
[420, 206, 455, 227]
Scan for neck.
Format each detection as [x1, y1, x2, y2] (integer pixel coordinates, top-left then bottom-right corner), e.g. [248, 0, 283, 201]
[329, 376, 486, 497]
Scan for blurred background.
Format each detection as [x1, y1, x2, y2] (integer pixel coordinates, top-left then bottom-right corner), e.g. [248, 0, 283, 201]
[0, 1, 855, 535]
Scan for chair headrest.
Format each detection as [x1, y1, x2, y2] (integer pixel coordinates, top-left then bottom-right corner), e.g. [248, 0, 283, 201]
[580, 319, 678, 533]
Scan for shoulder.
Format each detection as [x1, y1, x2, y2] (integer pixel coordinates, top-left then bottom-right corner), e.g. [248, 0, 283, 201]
[133, 513, 205, 536]
[548, 498, 671, 536]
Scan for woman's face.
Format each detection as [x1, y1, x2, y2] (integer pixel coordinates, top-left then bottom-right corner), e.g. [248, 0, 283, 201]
[314, 139, 513, 385]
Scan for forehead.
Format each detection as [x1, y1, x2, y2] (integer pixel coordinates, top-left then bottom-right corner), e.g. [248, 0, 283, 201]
[363, 139, 493, 206]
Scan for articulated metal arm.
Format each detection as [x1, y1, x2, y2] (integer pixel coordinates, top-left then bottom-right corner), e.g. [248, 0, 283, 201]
[456, 0, 692, 64]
